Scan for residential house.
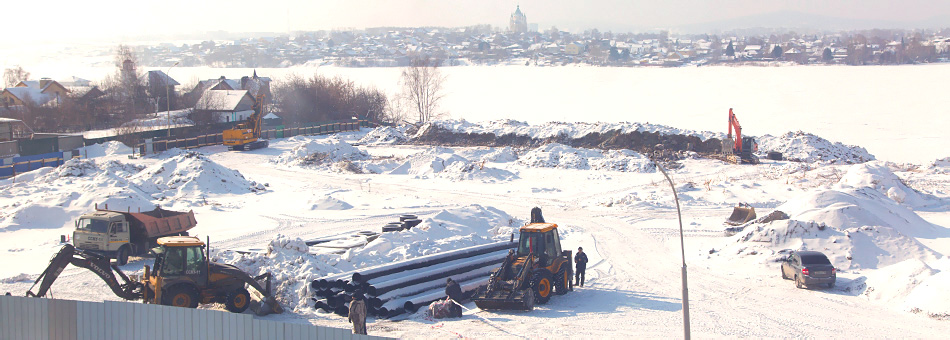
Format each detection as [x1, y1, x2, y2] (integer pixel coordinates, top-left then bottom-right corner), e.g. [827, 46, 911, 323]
[187, 71, 271, 107]
[144, 70, 180, 111]
[565, 42, 585, 55]
[1, 78, 69, 107]
[194, 90, 256, 123]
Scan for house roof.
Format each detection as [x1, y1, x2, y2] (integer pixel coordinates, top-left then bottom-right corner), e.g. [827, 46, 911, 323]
[3, 87, 56, 106]
[145, 70, 180, 86]
[58, 76, 92, 87]
[195, 90, 251, 111]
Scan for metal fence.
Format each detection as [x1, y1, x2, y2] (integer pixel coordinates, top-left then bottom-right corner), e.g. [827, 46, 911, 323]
[136, 120, 372, 155]
[0, 295, 391, 340]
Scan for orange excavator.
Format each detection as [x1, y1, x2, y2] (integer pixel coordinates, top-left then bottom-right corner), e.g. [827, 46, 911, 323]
[223, 93, 268, 151]
[725, 108, 758, 164]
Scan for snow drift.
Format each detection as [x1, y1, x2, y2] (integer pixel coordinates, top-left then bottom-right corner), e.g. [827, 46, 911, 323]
[517, 143, 655, 172]
[757, 131, 875, 164]
[130, 151, 266, 201]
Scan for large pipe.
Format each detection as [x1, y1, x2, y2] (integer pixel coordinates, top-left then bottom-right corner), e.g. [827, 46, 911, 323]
[362, 250, 507, 293]
[368, 255, 505, 297]
[376, 264, 496, 304]
[351, 241, 516, 283]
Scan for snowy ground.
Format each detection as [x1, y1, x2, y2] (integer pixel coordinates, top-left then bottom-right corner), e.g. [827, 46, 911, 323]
[2, 124, 950, 338]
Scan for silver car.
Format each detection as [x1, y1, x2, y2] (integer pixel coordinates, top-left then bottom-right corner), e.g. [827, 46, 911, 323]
[780, 251, 836, 289]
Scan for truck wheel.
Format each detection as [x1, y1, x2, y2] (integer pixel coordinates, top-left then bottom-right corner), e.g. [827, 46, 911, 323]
[530, 270, 554, 304]
[116, 246, 130, 266]
[163, 285, 199, 308]
[225, 288, 251, 313]
[554, 266, 570, 295]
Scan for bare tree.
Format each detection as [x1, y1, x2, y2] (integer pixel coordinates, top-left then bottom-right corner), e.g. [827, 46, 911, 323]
[399, 56, 446, 124]
[3, 66, 30, 88]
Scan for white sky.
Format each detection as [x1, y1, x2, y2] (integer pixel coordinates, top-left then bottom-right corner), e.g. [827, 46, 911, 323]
[5, 0, 950, 44]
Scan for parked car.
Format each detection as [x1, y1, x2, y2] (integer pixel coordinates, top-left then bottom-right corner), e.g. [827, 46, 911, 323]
[780, 251, 836, 289]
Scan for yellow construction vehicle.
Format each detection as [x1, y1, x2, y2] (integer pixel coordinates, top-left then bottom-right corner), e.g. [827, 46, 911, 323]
[472, 223, 573, 310]
[27, 236, 282, 316]
[223, 93, 268, 151]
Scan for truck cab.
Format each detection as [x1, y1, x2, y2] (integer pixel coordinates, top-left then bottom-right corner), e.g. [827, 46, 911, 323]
[73, 211, 131, 263]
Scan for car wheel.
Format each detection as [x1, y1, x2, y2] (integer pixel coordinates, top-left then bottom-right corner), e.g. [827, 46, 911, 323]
[781, 267, 788, 280]
[827, 281, 835, 289]
[795, 276, 804, 289]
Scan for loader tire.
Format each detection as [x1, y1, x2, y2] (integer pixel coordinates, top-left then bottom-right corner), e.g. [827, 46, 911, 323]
[163, 285, 199, 308]
[225, 288, 251, 313]
[531, 270, 554, 304]
[554, 266, 570, 295]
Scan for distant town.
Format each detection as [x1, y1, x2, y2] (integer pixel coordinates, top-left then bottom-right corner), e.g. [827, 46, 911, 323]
[136, 6, 950, 68]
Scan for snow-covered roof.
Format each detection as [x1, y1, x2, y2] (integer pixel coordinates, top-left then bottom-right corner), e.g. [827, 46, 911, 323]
[3, 87, 56, 106]
[263, 113, 280, 119]
[195, 90, 251, 111]
[145, 70, 180, 87]
[58, 76, 92, 87]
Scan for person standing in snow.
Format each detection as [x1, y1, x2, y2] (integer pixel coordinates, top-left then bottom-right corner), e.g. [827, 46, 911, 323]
[575, 247, 588, 287]
[445, 277, 463, 318]
[348, 292, 368, 335]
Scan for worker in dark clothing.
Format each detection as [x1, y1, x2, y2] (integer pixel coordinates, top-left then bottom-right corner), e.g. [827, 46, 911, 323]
[574, 247, 588, 287]
[530, 207, 545, 223]
[445, 278, 463, 318]
[348, 292, 367, 335]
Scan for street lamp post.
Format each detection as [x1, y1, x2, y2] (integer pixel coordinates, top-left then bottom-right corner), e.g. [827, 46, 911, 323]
[166, 61, 180, 137]
[656, 162, 691, 340]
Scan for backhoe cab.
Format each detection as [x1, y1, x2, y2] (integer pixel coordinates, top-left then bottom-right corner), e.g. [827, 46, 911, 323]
[472, 223, 573, 311]
[143, 236, 282, 315]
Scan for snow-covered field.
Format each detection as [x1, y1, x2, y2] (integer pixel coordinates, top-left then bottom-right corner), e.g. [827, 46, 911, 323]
[2, 121, 950, 338]
[19, 63, 950, 164]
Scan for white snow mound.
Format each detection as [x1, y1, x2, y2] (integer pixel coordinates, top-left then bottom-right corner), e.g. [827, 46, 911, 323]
[130, 152, 265, 201]
[357, 126, 407, 145]
[415, 119, 720, 141]
[518, 143, 655, 172]
[389, 147, 517, 182]
[757, 131, 875, 164]
[273, 137, 370, 170]
[837, 161, 942, 208]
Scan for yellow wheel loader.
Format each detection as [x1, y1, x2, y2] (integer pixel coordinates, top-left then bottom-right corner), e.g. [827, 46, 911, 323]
[472, 223, 573, 311]
[27, 236, 282, 316]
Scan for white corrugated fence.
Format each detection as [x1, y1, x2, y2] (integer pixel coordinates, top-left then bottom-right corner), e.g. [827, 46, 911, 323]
[0, 295, 391, 340]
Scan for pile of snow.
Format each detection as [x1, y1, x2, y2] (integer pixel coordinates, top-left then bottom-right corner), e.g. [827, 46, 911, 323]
[216, 204, 520, 314]
[414, 119, 721, 141]
[130, 152, 266, 201]
[78, 141, 133, 158]
[756, 131, 875, 164]
[272, 137, 371, 171]
[357, 126, 408, 145]
[838, 161, 942, 208]
[389, 147, 518, 182]
[930, 157, 950, 174]
[517, 143, 655, 172]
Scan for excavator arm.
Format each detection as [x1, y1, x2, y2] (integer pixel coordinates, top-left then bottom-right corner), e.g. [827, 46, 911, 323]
[728, 108, 743, 153]
[26, 244, 143, 301]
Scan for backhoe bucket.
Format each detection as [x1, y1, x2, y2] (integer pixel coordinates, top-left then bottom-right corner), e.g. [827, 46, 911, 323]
[725, 205, 756, 226]
[472, 288, 534, 311]
[249, 295, 284, 316]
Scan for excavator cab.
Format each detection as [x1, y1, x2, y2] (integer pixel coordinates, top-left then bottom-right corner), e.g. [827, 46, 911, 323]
[473, 223, 573, 311]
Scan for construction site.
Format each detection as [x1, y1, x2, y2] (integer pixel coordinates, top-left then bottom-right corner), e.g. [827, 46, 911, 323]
[2, 110, 950, 338]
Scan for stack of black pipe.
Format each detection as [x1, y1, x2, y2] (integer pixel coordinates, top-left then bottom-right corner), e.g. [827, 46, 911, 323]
[311, 240, 517, 318]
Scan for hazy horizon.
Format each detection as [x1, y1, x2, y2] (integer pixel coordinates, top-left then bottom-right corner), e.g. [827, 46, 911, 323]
[6, 0, 950, 45]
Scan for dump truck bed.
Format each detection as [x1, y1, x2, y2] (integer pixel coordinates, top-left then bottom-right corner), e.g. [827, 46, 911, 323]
[99, 208, 198, 238]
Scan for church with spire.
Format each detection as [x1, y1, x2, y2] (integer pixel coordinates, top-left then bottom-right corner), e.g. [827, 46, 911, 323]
[509, 5, 527, 34]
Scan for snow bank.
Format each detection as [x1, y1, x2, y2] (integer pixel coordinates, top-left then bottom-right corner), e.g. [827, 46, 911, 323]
[79, 141, 133, 158]
[838, 161, 942, 208]
[357, 126, 408, 145]
[388, 147, 518, 182]
[517, 143, 655, 172]
[130, 152, 266, 201]
[930, 157, 950, 174]
[757, 131, 875, 164]
[415, 119, 721, 141]
[272, 137, 371, 172]
[216, 204, 520, 314]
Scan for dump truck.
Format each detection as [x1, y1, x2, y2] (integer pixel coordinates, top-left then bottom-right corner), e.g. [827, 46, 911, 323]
[472, 222, 573, 311]
[70, 204, 197, 265]
[27, 236, 283, 316]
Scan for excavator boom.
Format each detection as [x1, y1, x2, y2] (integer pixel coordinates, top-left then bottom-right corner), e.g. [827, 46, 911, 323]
[27, 244, 143, 300]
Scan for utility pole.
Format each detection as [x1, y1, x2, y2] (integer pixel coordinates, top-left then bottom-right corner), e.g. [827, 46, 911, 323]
[656, 161, 690, 340]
